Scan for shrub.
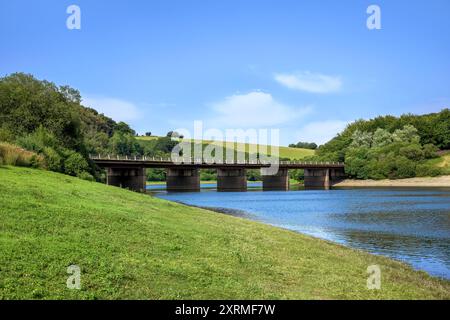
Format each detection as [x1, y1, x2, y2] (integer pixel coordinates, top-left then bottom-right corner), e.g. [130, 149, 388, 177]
[17, 126, 59, 153]
[393, 157, 416, 179]
[77, 171, 95, 181]
[0, 126, 14, 142]
[43, 147, 62, 172]
[423, 144, 439, 159]
[399, 144, 424, 161]
[416, 164, 442, 177]
[64, 152, 89, 176]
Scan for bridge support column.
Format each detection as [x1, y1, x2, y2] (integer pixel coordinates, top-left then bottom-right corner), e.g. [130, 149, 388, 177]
[106, 167, 146, 192]
[217, 168, 247, 192]
[166, 168, 200, 192]
[329, 167, 346, 184]
[262, 168, 289, 191]
[304, 168, 330, 189]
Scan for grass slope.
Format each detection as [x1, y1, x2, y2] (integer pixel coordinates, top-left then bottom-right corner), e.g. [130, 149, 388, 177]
[426, 151, 450, 175]
[137, 136, 315, 160]
[0, 166, 449, 299]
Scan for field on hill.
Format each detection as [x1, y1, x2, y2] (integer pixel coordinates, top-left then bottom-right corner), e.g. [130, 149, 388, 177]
[137, 136, 315, 160]
[1, 166, 449, 299]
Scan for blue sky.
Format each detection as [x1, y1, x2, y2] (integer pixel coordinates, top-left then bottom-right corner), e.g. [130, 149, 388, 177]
[1, 0, 449, 145]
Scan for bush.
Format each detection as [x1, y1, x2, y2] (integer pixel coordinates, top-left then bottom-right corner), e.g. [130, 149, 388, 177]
[423, 144, 438, 159]
[17, 126, 59, 153]
[399, 144, 424, 161]
[393, 157, 416, 179]
[77, 171, 95, 181]
[0, 126, 14, 142]
[43, 147, 62, 172]
[416, 164, 442, 177]
[64, 152, 89, 176]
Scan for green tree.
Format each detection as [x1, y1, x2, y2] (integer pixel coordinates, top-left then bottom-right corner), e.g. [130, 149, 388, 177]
[372, 128, 392, 147]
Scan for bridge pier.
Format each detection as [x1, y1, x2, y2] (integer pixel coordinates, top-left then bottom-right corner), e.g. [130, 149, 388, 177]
[166, 168, 200, 192]
[330, 168, 346, 184]
[106, 167, 146, 192]
[262, 168, 289, 191]
[217, 168, 247, 192]
[304, 167, 346, 189]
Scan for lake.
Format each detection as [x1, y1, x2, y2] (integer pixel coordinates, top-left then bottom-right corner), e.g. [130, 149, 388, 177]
[150, 185, 450, 279]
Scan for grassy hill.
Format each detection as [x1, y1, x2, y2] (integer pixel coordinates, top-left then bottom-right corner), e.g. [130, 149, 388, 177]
[0, 166, 449, 299]
[137, 136, 315, 160]
[425, 151, 450, 175]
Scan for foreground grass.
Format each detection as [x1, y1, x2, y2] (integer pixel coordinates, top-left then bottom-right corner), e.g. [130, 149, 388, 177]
[0, 166, 449, 299]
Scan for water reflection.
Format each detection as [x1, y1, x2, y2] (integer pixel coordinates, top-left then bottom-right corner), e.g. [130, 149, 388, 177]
[156, 188, 450, 279]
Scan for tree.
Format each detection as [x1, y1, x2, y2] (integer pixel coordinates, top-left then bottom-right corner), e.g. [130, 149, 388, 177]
[115, 121, 136, 136]
[145, 132, 152, 136]
[350, 130, 373, 148]
[288, 141, 318, 149]
[372, 128, 392, 147]
[109, 132, 142, 155]
[392, 125, 420, 144]
[167, 131, 183, 139]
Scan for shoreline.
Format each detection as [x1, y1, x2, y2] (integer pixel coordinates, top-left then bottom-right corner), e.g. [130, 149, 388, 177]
[333, 175, 450, 188]
[147, 176, 450, 188]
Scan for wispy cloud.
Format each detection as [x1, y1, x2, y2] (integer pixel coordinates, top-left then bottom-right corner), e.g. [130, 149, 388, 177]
[82, 96, 141, 122]
[275, 71, 342, 94]
[295, 120, 348, 145]
[209, 91, 312, 127]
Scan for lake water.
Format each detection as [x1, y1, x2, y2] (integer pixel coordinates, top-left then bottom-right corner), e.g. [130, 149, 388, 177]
[150, 185, 450, 279]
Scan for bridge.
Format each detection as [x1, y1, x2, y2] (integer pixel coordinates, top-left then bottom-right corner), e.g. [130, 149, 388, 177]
[91, 155, 346, 192]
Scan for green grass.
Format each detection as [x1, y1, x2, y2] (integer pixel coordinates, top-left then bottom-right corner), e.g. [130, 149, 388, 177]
[136, 136, 315, 160]
[137, 136, 159, 141]
[1, 166, 449, 299]
[426, 151, 450, 175]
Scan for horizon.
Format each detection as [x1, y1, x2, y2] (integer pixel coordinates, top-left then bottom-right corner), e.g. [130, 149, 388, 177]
[1, 0, 449, 145]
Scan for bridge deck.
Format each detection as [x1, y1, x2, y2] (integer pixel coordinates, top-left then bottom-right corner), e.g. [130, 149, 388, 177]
[91, 156, 344, 169]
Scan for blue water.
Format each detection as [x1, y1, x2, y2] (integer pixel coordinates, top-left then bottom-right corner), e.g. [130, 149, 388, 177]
[146, 182, 262, 190]
[154, 187, 450, 279]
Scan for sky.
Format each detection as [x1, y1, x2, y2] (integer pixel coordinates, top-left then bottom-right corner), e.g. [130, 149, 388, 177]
[1, 0, 450, 145]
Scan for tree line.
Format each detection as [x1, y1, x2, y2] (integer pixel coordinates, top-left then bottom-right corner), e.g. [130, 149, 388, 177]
[305, 110, 450, 179]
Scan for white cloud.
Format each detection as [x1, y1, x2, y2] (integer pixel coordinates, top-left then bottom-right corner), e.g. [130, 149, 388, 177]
[295, 120, 348, 145]
[209, 91, 312, 127]
[275, 71, 342, 94]
[82, 96, 141, 122]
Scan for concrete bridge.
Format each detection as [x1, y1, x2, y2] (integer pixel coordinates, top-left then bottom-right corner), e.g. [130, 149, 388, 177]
[91, 155, 346, 192]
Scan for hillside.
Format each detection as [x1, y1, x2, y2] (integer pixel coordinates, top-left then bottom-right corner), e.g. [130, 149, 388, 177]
[0, 166, 449, 299]
[311, 109, 450, 180]
[137, 136, 315, 160]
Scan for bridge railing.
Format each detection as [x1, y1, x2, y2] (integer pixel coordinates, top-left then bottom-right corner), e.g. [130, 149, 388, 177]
[89, 154, 344, 166]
